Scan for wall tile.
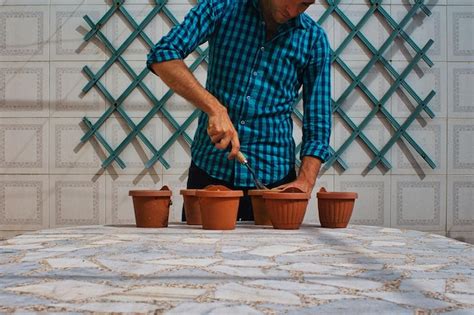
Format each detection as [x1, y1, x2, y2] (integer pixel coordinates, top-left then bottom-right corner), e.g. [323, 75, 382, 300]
[334, 4, 392, 62]
[334, 116, 392, 175]
[50, 61, 106, 117]
[1, 1, 49, 4]
[104, 61, 164, 118]
[447, 6, 474, 61]
[335, 175, 391, 227]
[0, 118, 49, 174]
[105, 175, 162, 225]
[448, 119, 474, 175]
[0, 62, 49, 118]
[0, 6, 49, 61]
[51, 1, 108, 4]
[448, 63, 474, 118]
[104, 3, 164, 62]
[0, 175, 49, 230]
[50, 5, 106, 61]
[105, 116, 163, 175]
[448, 0, 474, 5]
[391, 118, 446, 175]
[390, 5, 447, 62]
[391, 175, 447, 231]
[50, 174, 105, 227]
[447, 175, 474, 232]
[50, 118, 106, 175]
[391, 61, 447, 118]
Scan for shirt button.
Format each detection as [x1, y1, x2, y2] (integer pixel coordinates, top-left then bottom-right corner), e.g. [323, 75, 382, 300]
[240, 120, 246, 125]
[253, 71, 258, 76]
[260, 46, 265, 52]
[246, 95, 251, 100]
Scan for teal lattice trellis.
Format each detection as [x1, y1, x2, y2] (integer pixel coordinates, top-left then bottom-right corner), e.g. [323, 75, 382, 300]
[80, 0, 436, 172]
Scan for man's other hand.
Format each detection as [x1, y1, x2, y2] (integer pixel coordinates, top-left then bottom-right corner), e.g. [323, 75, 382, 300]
[275, 179, 313, 194]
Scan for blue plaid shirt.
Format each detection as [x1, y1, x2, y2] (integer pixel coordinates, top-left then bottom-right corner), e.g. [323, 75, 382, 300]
[147, 0, 332, 187]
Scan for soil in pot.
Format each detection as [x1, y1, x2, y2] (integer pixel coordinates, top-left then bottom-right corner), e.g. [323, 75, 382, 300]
[129, 185, 172, 228]
[317, 187, 358, 228]
[263, 187, 310, 230]
[196, 185, 243, 230]
[180, 189, 201, 225]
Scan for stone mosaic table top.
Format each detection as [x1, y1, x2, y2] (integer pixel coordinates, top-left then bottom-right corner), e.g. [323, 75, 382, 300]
[0, 224, 473, 314]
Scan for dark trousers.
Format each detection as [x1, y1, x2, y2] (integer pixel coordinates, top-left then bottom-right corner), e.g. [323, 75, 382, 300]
[183, 161, 297, 221]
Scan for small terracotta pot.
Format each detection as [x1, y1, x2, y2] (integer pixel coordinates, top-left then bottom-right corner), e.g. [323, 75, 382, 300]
[317, 187, 358, 228]
[129, 186, 172, 228]
[180, 189, 201, 225]
[248, 189, 281, 225]
[263, 187, 310, 230]
[196, 185, 243, 230]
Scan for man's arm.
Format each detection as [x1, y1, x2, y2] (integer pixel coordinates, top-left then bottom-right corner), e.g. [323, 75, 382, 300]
[146, 0, 240, 159]
[279, 30, 332, 193]
[151, 60, 240, 159]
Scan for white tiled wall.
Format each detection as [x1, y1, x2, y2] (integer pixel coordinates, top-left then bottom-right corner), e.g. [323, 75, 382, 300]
[0, 0, 472, 243]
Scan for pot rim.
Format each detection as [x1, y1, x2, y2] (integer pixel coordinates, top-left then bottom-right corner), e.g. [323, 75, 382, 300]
[129, 190, 172, 197]
[180, 189, 197, 196]
[196, 190, 244, 198]
[262, 191, 310, 200]
[317, 191, 358, 199]
[248, 188, 281, 196]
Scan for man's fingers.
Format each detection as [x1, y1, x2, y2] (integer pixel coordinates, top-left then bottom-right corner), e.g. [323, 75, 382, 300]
[210, 134, 224, 143]
[215, 136, 231, 150]
[227, 135, 240, 160]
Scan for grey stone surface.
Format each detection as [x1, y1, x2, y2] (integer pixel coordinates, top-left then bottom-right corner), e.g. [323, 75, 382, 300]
[0, 224, 472, 313]
[297, 298, 414, 314]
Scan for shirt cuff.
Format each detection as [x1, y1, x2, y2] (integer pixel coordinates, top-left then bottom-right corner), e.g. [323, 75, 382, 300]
[300, 141, 331, 163]
[146, 49, 183, 72]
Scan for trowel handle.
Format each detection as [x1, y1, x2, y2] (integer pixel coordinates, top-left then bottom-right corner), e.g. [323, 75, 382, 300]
[236, 151, 248, 165]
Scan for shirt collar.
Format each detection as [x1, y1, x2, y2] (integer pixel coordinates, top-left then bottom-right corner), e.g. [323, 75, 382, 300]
[251, 0, 306, 30]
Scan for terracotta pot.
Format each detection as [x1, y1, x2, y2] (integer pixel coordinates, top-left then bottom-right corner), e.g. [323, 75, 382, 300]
[248, 189, 281, 225]
[263, 187, 310, 230]
[196, 185, 243, 230]
[180, 189, 201, 225]
[129, 186, 172, 228]
[317, 187, 358, 228]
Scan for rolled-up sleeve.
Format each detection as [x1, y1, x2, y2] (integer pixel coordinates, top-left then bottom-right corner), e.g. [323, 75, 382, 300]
[300, 30, 332, 162]
[146, 0, 223, 70]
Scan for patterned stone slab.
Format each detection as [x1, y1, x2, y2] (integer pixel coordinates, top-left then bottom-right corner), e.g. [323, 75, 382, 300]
[0, 224, 473, 314]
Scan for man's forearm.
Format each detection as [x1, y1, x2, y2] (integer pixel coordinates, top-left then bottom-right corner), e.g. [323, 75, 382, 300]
[150, 60, 241, 158]
[150, 60, 222, 116]
[298, 156, 322, 191]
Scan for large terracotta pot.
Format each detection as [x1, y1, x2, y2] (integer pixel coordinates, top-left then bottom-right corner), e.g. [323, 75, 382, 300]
[180, 189, 201, 225]
[317, 187, 358, 228]
[129, 186, 172, 228]
[196, 185, 243, 230]
[263, 187, 310, 230]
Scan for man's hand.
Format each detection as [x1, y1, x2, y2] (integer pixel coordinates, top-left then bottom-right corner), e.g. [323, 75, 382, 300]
[207, 106, 240, 160]
[275, 156, 322, 193]
[275, 179, 313, 194]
